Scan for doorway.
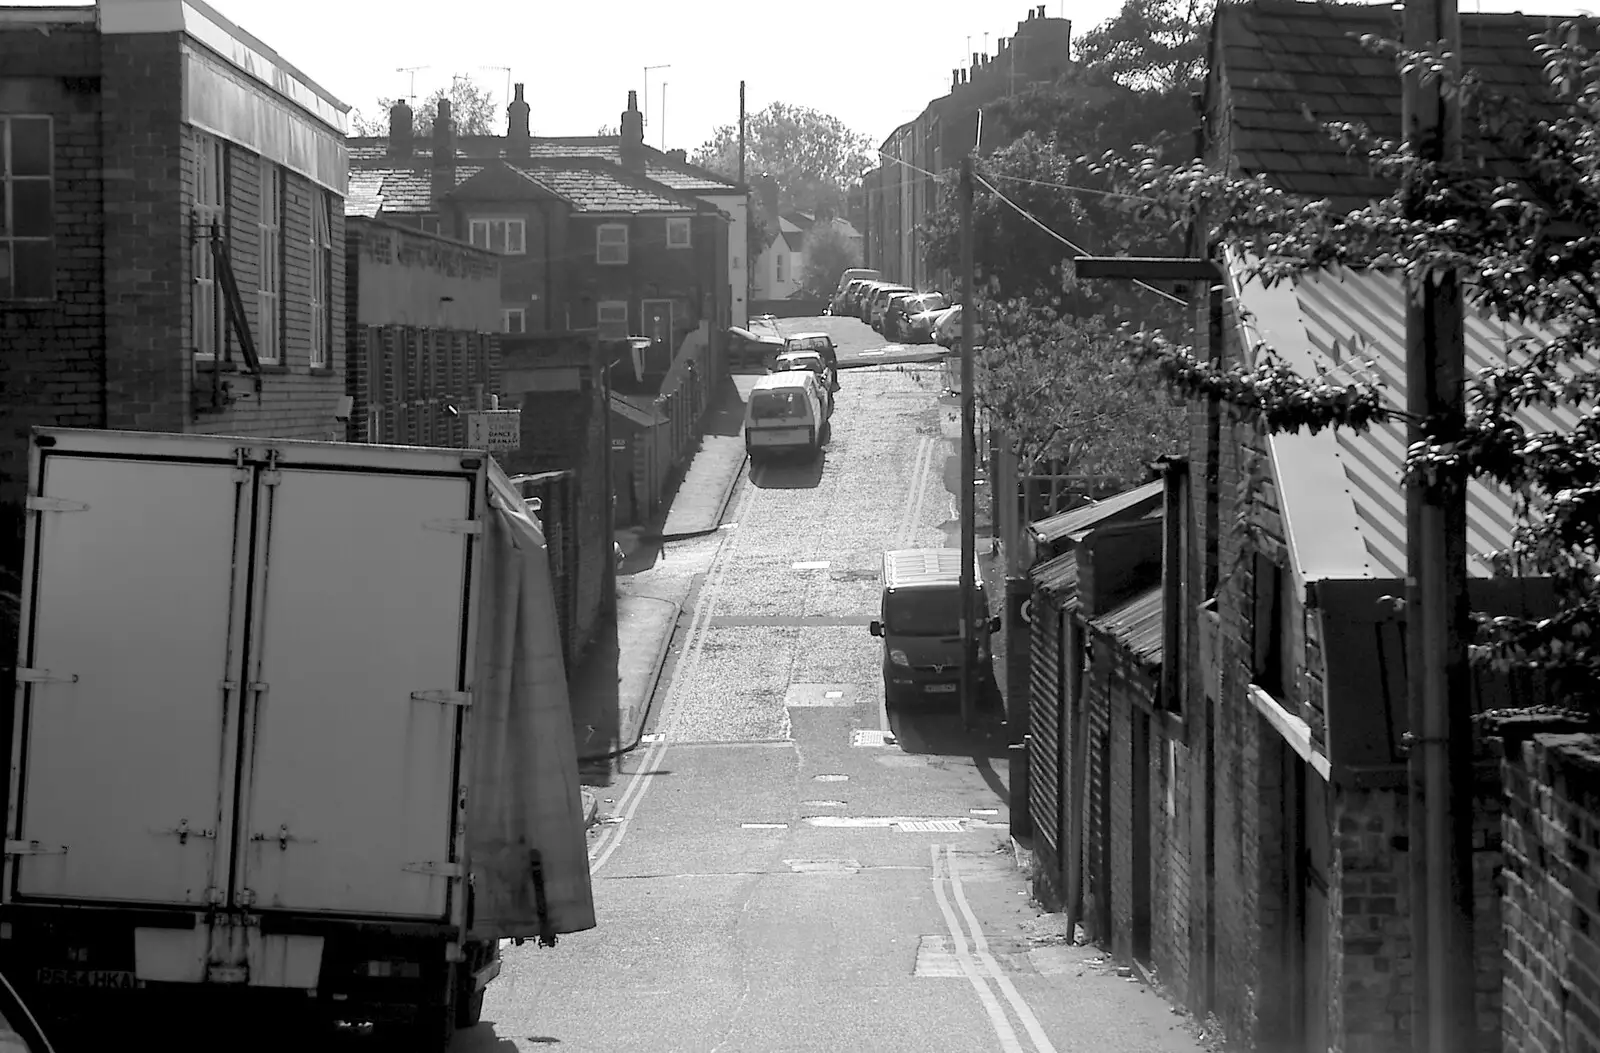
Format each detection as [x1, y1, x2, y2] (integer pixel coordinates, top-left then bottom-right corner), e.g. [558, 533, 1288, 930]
[642, 299, 675, 353]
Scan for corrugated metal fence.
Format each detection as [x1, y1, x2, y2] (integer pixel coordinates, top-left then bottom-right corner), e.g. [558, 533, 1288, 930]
[507, 470, 580, 672]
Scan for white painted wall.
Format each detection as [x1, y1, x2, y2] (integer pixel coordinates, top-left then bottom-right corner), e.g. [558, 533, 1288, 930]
[699, 191, 749, 327]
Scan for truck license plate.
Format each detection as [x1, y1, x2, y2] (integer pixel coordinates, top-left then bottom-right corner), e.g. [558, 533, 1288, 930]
[35, 967, 142, 990]
[926, 683, 958, 693]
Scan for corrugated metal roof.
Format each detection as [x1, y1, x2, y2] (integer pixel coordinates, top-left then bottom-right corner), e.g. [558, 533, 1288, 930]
[1029, 480, 1163, 547]
[883, 548, 981, 588]
[1030, 550, 1079, 605]
[609, 393, 667, 428]
[1234, 264, 1575, 581]
[1089, 586, 1163, 665]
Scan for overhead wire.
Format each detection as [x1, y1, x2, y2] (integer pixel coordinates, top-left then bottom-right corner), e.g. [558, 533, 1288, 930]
[870, 147, 1187, 306]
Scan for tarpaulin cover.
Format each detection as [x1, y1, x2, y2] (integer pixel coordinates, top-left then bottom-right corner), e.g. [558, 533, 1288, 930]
[465, 458, 596, 940]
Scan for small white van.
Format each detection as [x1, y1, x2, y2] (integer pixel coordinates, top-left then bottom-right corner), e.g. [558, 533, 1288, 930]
[745, 372, 829, 463]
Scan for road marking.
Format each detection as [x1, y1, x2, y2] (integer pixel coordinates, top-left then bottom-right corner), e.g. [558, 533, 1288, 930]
[943, 844, 1060, 1053]
[802, 815, 985, 829]
[812, 774, 849, 782]
[856, 349, 886, 356]
[929, 844, 1026, 1053]
[588, 479, 759, 874]
[741, 823, 789, 830]
[791, 560, 831, 570]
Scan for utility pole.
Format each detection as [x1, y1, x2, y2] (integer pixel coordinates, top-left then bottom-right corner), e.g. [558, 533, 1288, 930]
[958, 153, 977, 730]
[660, 82, 668, 150]
[1402, 0, 1472, 1047]
[738, 81, 747, 184]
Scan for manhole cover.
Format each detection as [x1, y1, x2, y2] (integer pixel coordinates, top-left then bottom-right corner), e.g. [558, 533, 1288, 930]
[786, 683, 859, 708]
[914, 935, 1035, 977]
[933, 849, 1014, 881]
[852, 729, 896, 748]
[896, 819, 966, 833]
[784, 859, 861, 873]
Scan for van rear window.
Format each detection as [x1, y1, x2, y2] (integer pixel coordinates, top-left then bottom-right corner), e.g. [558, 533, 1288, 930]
[751, 390, 807, 420]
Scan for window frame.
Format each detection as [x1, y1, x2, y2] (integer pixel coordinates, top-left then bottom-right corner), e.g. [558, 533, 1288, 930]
[256, 163, 283, 364]
[665, 217, 692, 250]
[596, 223, 629, 266]
[469, 216, 526, 256]
[191, 132, 225, 358]
[502, 308, 526, 334]
[775, 251, 787, 283]
[597, 299, 628, 338]
[0, 115, 55, 302]
[419, 214, 441, 236]
[309, 189, 333, 370]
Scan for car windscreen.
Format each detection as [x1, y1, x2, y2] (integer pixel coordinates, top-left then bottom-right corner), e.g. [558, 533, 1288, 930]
[787, 337, 832, 354]
[884, 588, 964, 636]
[750, 390, 809, 421]
[915, 294, 949, 313]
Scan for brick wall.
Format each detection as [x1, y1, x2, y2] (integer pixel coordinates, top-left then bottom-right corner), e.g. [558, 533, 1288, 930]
[1500, 732, 1600, 1053]
[1331, 780, 1504, 1053]
[0, 20, 106, 705]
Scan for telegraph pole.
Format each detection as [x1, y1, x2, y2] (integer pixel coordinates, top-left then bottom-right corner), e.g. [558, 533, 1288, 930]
[738, 81, 746, 184]
[959, 153, 977, 730]
[1402, 0, 1472, 1047]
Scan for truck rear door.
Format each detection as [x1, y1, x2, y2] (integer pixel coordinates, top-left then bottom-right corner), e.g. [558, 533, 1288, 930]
[10, 448, 250, 906]
[229, 464, 474, 919]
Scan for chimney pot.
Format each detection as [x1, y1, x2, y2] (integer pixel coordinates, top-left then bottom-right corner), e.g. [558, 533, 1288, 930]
[1038, 4, 1046, 17]
[389, 99, 414, 159]
[507, 80, 531, 158]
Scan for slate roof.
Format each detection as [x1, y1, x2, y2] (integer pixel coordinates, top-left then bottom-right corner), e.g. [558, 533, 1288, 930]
[1212, 0, 1595, 206]
[776, 217, 807, 253]
[346, 160, 711, 218]
[1232, 263, 1575, 583]
[509, 162, 705, 214]
[347, 136, 741, 192]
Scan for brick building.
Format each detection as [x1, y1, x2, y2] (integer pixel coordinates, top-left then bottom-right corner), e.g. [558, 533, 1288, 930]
[857, 4, 1074, 291]
[1019, 4, 1589, 1052]
[348, 89, 745, 333]
[0, 0, 347, 678]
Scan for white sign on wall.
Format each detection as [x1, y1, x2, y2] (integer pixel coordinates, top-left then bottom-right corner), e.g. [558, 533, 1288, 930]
[466, 410, 521, 451]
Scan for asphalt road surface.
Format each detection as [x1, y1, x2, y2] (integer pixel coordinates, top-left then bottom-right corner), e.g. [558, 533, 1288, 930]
[457, 318, 1209, 1052]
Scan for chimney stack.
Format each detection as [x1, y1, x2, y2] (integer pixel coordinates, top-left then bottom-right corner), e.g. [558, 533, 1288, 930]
[507, 82, 530, 159]
[430, 98, 456, 209]
[1037, 4, 1046, 17]
[389, 99, 413, 159]
[619, 89, 645, 172]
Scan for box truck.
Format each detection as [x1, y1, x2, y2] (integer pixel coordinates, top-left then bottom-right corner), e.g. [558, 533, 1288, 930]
[1, 428, 595, 1049]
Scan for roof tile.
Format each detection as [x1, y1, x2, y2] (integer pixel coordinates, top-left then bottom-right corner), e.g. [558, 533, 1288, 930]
[347, 135, 739, 192]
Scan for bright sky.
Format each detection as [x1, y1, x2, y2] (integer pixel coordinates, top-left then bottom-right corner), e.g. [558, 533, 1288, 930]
[16, 0, 1598, 153]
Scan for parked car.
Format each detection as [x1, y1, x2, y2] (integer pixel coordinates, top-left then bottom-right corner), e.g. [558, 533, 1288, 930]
[782, 332, 839, 381]
[933, 303, 984, 347]
[850, 280, 892, 319]
[745, 372, 831, 463]
[866, 285, 913, 329]
[885, 292, 949, 341]
[830, 268, 880, 314]
[903, 298, 955, 343]
[771, 350, 836, 416]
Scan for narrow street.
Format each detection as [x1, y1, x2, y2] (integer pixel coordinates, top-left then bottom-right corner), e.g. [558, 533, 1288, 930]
[456, 319, 1208, 1053]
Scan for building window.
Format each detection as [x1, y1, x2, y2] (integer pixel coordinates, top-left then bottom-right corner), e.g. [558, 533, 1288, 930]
[192, 132, 225, 357]
[596, 223, 628, 265]
[775, 252, 787, 283]
[257, 164, 282, 364]
[419, 214, 441, 235]
[0, 116, 53, 300]
[309, 191, 332, 369]
[503, 308, 526, 334]
[665, 217, 691, 249]
[597, 300, 628, 338]
[469, 217, 525, 255]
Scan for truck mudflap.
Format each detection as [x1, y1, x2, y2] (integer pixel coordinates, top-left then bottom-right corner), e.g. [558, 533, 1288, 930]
[462, 462, 595, 942]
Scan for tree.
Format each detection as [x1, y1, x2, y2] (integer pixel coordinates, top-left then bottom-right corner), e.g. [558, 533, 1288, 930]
[1096, 27, 1600, 707]
[350, 75, 499, 137]
[1074, 0, 1212, 94]
[973, 291, 1186, 481]
[691, 102, 874, 216]
[922, 133, 1183, 322]
[800, 221, 863, 299]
